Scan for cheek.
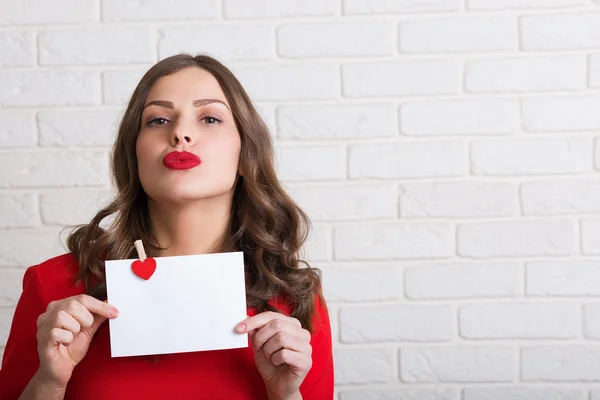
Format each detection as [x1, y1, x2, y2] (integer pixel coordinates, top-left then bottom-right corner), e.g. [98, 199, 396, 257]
[135, 135, 159, 184]
[208, 135, 241, 171]
[226, 136, 242, 172]
[136, 134, 159, 165]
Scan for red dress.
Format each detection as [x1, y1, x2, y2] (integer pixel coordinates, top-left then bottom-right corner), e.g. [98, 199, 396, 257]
[0, 254, 334, 399]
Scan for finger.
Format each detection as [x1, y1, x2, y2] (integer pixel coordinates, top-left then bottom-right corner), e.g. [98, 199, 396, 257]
[39, 328, 74, 359]
[261, 331, 312, 361]
[252, 319, 306, 353]
[86, 314, 108, 338]
[270, 349, 312, 370]
[60, 298, 96, 328]
[47, 327, 74, 346]
[37, 306, 87, 341]
[46, 300, 59, 312]
[74, 295, 119, 319]
[36, 312, 48, 330]
[246, 329, 254, 351]
[236, 311, 300, 334]
[54, 310, 82, 336]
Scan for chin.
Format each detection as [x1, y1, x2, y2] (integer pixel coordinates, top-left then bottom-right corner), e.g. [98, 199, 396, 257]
[161, 192, 211, 204]
[151, 185, 232, 204]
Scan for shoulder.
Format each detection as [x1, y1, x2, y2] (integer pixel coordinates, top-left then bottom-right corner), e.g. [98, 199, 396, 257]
[310, 294, 331, 335]
[268, 292, 331, 334]
[0, 254, 84, 398]
[26, 253, 85, 302]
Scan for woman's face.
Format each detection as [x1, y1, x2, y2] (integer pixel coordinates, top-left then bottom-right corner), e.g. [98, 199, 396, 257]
[136, 67, 241, 204]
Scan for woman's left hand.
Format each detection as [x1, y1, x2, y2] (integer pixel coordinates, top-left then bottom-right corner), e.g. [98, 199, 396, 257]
[236, 312, 312, 400]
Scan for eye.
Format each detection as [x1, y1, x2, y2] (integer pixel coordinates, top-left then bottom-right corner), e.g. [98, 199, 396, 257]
[147, 117, 169, 126]
[201, 116, 222, 125]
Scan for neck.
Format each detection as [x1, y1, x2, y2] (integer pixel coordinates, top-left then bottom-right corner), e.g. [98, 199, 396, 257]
[148, 195, 232, 257]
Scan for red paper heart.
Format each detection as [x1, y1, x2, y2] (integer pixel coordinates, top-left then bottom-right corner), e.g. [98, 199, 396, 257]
[131, 258, 156, 280]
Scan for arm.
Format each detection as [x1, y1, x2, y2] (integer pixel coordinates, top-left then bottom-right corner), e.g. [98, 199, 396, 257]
[1, 266, 117, 400]
[299, 296, 334, 400]
[0, 267, 53, 400]
[18, 373, 66, 400]
[238, 294, 333, 400]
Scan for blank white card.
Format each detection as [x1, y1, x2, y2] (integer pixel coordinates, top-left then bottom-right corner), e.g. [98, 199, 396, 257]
[105, 251, 248, 357]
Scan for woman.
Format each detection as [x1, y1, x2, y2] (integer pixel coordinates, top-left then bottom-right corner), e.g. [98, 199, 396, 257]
[0, 54, 333, 400]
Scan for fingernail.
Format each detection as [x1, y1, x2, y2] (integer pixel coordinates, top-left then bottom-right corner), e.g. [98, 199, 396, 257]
[109, 307, 119, 318]
[236, 323, 246, 333]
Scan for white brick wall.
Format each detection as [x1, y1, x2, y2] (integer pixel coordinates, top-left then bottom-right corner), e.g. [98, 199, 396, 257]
[102, 68, 150, 105]
[401, 346, 518, 382]
[320, 264, 401, 302]
[522, 346, 600, 381]
[458, 220, 578, 258]
[465, 56, 587, 93]
[39, 190, 113, 226]
[527, 261, 600, 296]
[159, 26, 274, 61]
[285, 184, 396, 221]
[589, 55, 600, 87]
[4, 1, 600, 398]
[400, 99, 519, 136]
[277, 103, 396, 140]
[1, 0, 97, 26]
[0, 31, 36, 67]
[521, 13, 600, 51]
[340, 388, 460, 400]
[459, 303, 579, 339]
[467, 0, 585, 10]
[584, 304, 600, 339]
[349, 141, 467, 179]
[102, 0, 221, 21]
[334, 222, 455, 260]
[0, 71, 100, 106]
[343, 0, 460, 14]
[340, 305, 454, 342]
[39, 28, 156, 65]
[334, 349, 395, 384]
[399, 181, 519, 218]
[278, 22, 394, 58]
[224, 0, 338, 19]
[463, 388, 584, 400]
[471, 138, 593, 176]
[521, 179, 600, 215]
[234, 64, 340, 100]
[342, 59, 458, 97]
[38, 109, 121, 147]
[398, 17, 519, 53]
[405, 262, 522, 299]
[0, 112, 36, 147]
[0, 152, 110, 188]
[0, 193, 39, 228]
[0, 230, 63, 267]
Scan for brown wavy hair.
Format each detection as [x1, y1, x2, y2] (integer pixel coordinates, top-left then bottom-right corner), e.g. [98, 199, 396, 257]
[67, 54, 323, 331]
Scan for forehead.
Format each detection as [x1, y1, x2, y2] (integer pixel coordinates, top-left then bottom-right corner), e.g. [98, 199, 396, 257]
[145, 67, 229, 106]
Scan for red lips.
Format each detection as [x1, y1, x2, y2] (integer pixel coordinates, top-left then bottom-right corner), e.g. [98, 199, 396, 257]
[163, 151, 201, 170]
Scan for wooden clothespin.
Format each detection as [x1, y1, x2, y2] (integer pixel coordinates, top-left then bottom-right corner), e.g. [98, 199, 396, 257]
[134, 239, 147, 262]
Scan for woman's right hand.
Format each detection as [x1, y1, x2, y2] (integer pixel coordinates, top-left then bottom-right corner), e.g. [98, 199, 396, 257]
[34, 294, 119, 388]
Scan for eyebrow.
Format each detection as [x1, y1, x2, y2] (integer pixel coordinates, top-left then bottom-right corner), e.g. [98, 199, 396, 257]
[143, 99, 230, 111]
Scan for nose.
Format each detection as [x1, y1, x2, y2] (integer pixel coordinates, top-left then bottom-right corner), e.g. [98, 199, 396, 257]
[170, 121, 193, 147]
[171, 132, 192, 147]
